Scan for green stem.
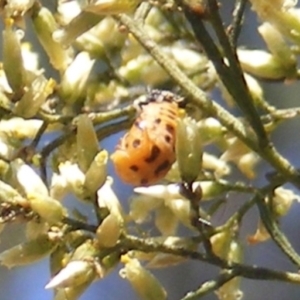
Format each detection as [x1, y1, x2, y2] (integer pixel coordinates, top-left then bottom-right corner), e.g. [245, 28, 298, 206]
[187, 0, 268, 146]
[123, 234, 300, 284]
[229, 0, 248, 47]
[181, 269, 239, 300]
[255, 191, 300, 267]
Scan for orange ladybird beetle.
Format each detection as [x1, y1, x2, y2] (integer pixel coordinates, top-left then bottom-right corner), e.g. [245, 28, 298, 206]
[111, 90, 181, 186]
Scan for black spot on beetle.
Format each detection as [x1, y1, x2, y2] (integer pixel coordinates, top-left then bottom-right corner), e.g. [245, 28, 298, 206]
[132, 139, 141, 148]
[164, 135, 172, 144]
[154, 118, 161, 124]
[154, 160, 170, 175]
[130, 165, 139, 172]
[145, 145, 161, 163]
[165, 124, 175, 134]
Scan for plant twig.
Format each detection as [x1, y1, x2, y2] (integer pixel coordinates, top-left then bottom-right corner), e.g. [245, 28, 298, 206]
[255, 191, 300, 267]
[62, 216, 98, 232]
[228, 0, 248, 46]
[31, 121, 48, 148]
[123, 234, 300, 284]
[182, 0, 268, 147]
[181, 269, 239, 300]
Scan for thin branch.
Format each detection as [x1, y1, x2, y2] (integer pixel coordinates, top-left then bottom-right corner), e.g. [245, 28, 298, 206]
[31, 121, 48, 148]
[180, 182, 215, 257]
[123, 235, 300, 284]
[89, 105, 136, 125]
[134, 2, 152, 23]
[228, 0, 248, 46]
[183, 0, 268, 146]
[62, 216, 98, 233]
[255, 191, 300, 267]
[181, 269, 239, 300]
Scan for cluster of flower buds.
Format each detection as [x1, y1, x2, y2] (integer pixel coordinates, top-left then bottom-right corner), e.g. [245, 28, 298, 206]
[237, 0, 300, 81]
[120, 256, 167, 300]
[132, 181, 230, 235]
[96, 177, 124, 248]
[46, 240, 102, 299]
[50, 114, 108, 201]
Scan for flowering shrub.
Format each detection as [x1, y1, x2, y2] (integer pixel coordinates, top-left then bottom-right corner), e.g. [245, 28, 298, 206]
[1, 0, 300, 299]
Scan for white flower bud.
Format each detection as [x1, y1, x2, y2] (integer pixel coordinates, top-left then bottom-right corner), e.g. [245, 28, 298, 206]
[21, 42, 39, 73]
[155, 205, 177, 235]
[120, 257, 167, 300]
[0, 69, 13, 94]
[46, 260, 96, 289]
[58, 161, 85, 197]
[197, 117, 225, 144]
[0, 179, 27, 205]
[2, 18, 26, 92]
[0, 134, 14, 160]
[202, 152, 231, 178]
[176, 117, 203, 183]
[0, 234, 56, 268]
[134, 184, 182, 200]
[76, 114, 99, 173]
[27, 193, 66, 224]
[236, 152, 260, 179]
[97, 177, 124, 222]
[272, 186, 300, 216]
[32, 7, 72, 71]
[258, 22, 297, 79]
[119, 54, 168, 85]
[50, 173, 69, 201]
[171, 46, 207, 72]
[130, 194, 163, 224]
[249, 0, 300, 44]
[53, 281, 93, 300]
[221, 138, 259, 179]
[75, 17, 125, 58]
[14, 76, 55, 118]
[134, 183, 193, 229]
[26, 220, 49, 240]
[57, 0, 81, 24]
[165, 198, 191, 228]
[0, 117, 43, 139]
[238, 49, 289, 80]
[12, 159, 48, 196]
[4, 0, 35, 16]
[84, 150, 108, 194]
[59, 52, 95, 104]
[135, 181, 222, 202]
[53, 11, 102, 47]
[96, 213, 122, 248]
